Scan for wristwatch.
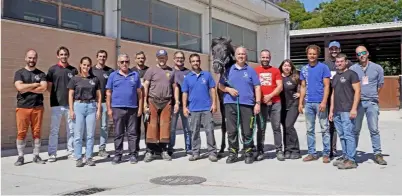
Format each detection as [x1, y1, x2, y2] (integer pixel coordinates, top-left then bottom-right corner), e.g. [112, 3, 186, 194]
[256, 101, 261, 105]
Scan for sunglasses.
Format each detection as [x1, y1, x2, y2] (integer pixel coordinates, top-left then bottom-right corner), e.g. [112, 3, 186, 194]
[356, 51, 368, 57]
[119, 60, 130, 64]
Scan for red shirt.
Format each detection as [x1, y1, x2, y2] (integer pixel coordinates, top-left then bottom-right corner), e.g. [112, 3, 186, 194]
[254, 65, 282, 103]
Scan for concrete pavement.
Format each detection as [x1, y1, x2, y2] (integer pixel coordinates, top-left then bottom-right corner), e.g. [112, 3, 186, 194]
[1, 111, 402, 195]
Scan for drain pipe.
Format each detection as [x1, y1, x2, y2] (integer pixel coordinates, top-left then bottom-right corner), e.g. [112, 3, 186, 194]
[115, 0, 121, 69]
[208, 0, 212, 72]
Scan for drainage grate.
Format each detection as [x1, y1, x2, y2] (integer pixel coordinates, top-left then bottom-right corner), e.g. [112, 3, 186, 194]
[150, 175, 207, 186]
[62, 187, 109, 195]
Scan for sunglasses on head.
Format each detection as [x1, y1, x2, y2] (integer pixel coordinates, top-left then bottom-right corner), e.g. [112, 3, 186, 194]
[356, 51, 368, 57]
[119, 60, 130, 64]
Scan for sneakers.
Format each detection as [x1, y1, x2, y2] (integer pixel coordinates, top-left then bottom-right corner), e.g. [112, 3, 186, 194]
[208, 154, 218, 162]
[98, 149, 110, 158]
[374, 154, 387, 165]
[189, 154, 200, 161]
[255, 151, 264, 161]
[14, 156, 24, 166]
[337, 160, 357, 169]
[276, 151, 285, 161]
[112, 156, 122, 165]
[284, 151, 291, 159]
[129, 155, 138, 164]
[144, 152, 154, 163]
[303, 154, 319, 162]
[48, 155, 57, 162]
[162, 151, 172, 161]
[245, 155, 254, 164]
[322, 155, 331, 163]
[226, 153, 238, 164]
[333, 157, 345, 167]
[86, 158, 96, 166]
[33, 155, 45, 164]
[76, 159, 85, 167]
[218, 149, 225, 158]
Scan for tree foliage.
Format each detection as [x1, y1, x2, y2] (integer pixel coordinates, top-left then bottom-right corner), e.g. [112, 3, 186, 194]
[277, 0, 311, 29]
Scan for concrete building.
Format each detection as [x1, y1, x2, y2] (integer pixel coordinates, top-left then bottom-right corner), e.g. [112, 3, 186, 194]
[1, 0, 289, 148]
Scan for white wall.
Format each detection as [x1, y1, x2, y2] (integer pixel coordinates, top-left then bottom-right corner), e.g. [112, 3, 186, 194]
[257, 22, 288, 67]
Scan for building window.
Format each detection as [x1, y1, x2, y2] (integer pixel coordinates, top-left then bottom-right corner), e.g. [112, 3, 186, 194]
[121, 0, 202, 52]
[212, 18, 258, 62]
[2, 0, 105, 35]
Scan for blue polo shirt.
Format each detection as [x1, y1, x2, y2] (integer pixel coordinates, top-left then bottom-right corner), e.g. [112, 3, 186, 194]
[106, 70, 142, 108]
[350, 61, 384, 102]
[219, 64, 260, 106]
[300, 62, 331, 103]
[182, 71, 216, 112]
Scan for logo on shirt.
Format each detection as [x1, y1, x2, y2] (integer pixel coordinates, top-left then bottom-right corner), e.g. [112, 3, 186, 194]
[286, 81, 292, 86]
[243, 72, 248, 78]
[166, 72, 171, 79]
[34, 75, 41, 82]
[67, 73, 73, 78]
[340, 77, 346, 83]
[103, 73, 109, 79]
[259, 73, 272, 86]
[202, 77, 206, 84]
[130, 76, 135, 83]
[89, 80, 95, 85]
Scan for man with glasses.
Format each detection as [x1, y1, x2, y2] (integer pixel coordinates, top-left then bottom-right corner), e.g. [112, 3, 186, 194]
[350, 46, 387, 165]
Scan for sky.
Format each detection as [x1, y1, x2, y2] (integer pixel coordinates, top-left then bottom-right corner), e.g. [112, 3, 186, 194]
[300, 0, 331, 12]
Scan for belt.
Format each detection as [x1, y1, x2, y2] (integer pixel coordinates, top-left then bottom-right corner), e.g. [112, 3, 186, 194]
[75, 100, 96, 103]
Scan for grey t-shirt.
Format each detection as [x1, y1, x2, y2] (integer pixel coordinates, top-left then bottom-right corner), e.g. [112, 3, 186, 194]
[332, 69, 360, 113]
[143, 65, 174, 100]
[350, 61, 384, 102]
[173, 67, 191, 106]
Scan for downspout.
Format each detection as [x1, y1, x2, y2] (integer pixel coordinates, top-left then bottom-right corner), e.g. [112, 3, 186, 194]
[285, 17, 290, 59]
[208, 0, 212, 72]
[115, 0, 121, 69]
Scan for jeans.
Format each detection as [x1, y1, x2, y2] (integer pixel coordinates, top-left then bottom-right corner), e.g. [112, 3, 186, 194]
[169, 106, 191, 152]
[73, 102, 96, 159]
[189, 111, 217, 156]
[48, 106, 75, 156]
[355, 100, 382, 155]
[305, 103, 330, 156]
[333, 112, 356, 162]
[112, 107, 138, 156]
[256, 102, 282, 152]
[99, 103, 108, 150]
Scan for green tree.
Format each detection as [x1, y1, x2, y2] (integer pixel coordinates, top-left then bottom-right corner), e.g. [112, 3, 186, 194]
[300, 12, 326, 29]
[321, 0, 358, 27]
[277, 0, 311, 29]
[356, 0, 399, 24]
[396, 0, 402, 20]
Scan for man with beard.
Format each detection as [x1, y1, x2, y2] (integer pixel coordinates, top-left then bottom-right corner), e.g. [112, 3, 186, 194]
[254, 49, 284, 161]
[14, 50, 47, 166]
[90, 50, 114, 158]
[182, 53, 218, 162]
[323, 41, 353, 158]
[143, 49, 175, 162]
[350, 46, 387, 165]
[47, 46, 78, 162]
[169, 51, 192, 156]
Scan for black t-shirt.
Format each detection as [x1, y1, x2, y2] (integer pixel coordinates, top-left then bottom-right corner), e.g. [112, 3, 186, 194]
[47, 64, 78, 107]
[67, 75, 100, 101]
[131, 65, 149, 78]
[280, 75, 299, 109]
[332, 69, 360, 113]
[14, 68, 47, 108]
[90, 65, 114, 102]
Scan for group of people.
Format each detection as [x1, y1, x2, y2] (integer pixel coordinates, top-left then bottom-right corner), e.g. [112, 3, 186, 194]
[13, 41, 387, 169]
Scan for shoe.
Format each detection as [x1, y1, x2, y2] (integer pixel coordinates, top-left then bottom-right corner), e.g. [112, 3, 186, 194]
[86, 158, 96, 166]
[284, 151, 291, 159]
[33, 155, 45, 164]
[98, 149, 110, 158]
[374, 154, 387, 165]
[186, 150, 192, 156]
[76, 159, 85, 167]
[112, 156, 122, 165]
[302, 154, 318, 162]
[226, 153, 238, 164]
[255, 151, 264, 161]
[144, 152, 154, 163]
[245, 155, 254, 164]
[333, 156, 345, 167]
[189, 154, 200, 161]
[208, 154, 218, 162]
[290, 153, 301, 160]
[162, 151, 172, 161]
[322, 155, 330, 163]
[276, 151, 285, 161]
[167, 150, 173, 157]
[129, 155, 138, 164]
[218, 149, 224, 158]
[14, 156, 24, 166]
[337, 160, 357, 169]
[48, 155, 57, 162]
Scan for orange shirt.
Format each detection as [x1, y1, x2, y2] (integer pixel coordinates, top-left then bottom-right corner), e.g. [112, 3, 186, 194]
[254, 65, 282, 103]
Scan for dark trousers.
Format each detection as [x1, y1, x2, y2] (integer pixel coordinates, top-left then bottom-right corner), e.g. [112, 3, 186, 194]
[225, 104, 255, 154]
[219, 93, 227, 151]
[281, 103, 300, 154]
[256, 102, 282, 152]
[328, 89, 338, 155]
[112, 107, 138, 156]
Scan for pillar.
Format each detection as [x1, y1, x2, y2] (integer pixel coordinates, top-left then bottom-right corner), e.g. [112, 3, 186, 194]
[324, 35, 330, 61]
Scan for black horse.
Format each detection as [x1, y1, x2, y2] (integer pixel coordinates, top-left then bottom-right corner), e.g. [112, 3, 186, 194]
[211, 37, 236, 154]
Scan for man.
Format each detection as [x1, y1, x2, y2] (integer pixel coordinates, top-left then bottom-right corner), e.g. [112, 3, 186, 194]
[13, 50, 47, 166]
[329, 53, 360, 169]
[218, 47, 261, 164]
[350, 46, 387, 165]
[143, 49, 175, 162]
[254, 49, 283, 161]
[106, 54, 143, 164]
[169, 51, 192, 156]
[182, 53, 218, 162]
[323, 41, 353, 158]
[299, 44, 332, 163]
[47, 46, 78, 162]
[90, 50, 114, 158]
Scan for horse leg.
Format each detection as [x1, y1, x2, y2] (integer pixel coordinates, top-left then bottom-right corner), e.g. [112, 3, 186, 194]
[219, 94, 226, 154]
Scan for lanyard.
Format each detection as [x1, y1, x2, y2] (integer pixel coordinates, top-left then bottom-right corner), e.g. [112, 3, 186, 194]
[362, 63, 369, 76]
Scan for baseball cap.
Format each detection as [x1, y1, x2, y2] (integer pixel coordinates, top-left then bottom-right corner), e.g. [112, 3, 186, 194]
[329, 41, 340, 48]
[156, 49, 168, 57]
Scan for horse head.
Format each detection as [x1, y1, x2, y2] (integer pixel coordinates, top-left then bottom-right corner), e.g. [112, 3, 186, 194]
[211, 37, 235, 76]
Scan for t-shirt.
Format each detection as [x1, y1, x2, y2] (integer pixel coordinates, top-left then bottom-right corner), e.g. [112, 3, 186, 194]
[254, 65, 282, 103]
[14, 68, 47, 108]
[280, 75, 299, 109]
[143, 65, 174, 100]
[182, 71, 216, 112]
[67, 75, 100, 101]
[173, 67, 191, 106]
[90, 65, 114, 103]
[299, 62, 331, 103]
[350, 62, 384, 102]
[46, 64, 79, 107]
[332, 69, 360, 113]
[106, 70, 142, 108]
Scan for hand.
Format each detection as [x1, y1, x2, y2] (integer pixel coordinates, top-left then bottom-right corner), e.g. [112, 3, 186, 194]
[174, 103, 179, 114]
[267, 101, 272, 106]
[143, 103, 149, 113]
[34, 83, 41, 87]
[350, 109, 357, 119]
[69, 111, 75, 120]
[107, 109, 113, 119]
[254, 104, 260, 115]
[183, 107, 190, 117]
[319, 102, 327, 112]
[137, 108, 143, 117]
[263, 94, 272, 104]
[210, 104, 217, 113]
[96, 110, 101, 120]
[293, 93, 300, 99]
[227, 88, 239, 97]
[329, 112, 334, 122]
[298, 104, 304, 114]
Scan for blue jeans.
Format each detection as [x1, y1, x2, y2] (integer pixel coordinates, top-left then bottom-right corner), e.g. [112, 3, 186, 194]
[333, 112, 356, 162]
[48, 106, 75, 156]
[305, 103, 330, 156]
[355, 100, 382, 155]
[73, 102, 97, 159]
[99, 103, 108, 150]
[169, 106, 191, 152]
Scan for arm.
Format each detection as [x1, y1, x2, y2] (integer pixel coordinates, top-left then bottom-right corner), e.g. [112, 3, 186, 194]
[210, 87, 217, 109]
[14, 81, 39, 93]
[174, 83, 180, 105]
[182, 92, 188, 109]
[299, 80, 306, 106]
[47, 82, 53, 92]
[106, 90, 112, 112]
[96, 90, 102, 111]
[352, 82, 361, 112]
[266, 79, 283, 101]
[254, 85, 261, 103]
[377, 67, 385, 94]
[137, 88, 143, 115]
[330, 89, 334, 114]
[143, 80, 150, 109]
[30, 81, 48, 94]
[321, 78, 330, 105]
[68, 89, 75, 119]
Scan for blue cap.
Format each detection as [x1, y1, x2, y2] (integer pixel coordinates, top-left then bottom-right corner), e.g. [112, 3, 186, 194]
[329, 41, 340, 48]
[156, 49, 168, 57]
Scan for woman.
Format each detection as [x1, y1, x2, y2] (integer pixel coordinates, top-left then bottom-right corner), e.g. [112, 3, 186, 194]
[279, 59, 301, 159]
[68, 57, 101, 167]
